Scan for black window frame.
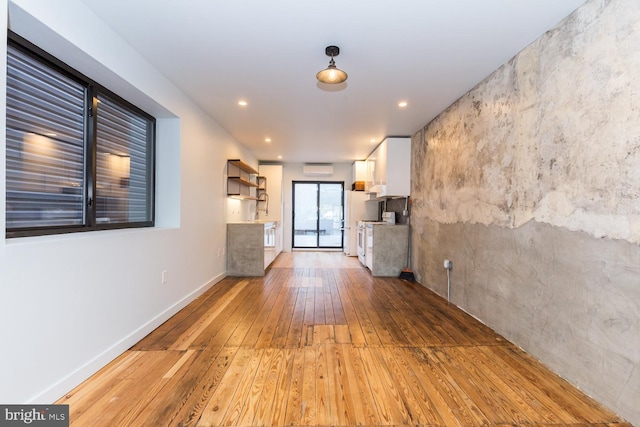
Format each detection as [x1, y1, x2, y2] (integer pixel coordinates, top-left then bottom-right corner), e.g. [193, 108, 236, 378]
[291, 180, 345, 249]
[5, 31, 156, 238]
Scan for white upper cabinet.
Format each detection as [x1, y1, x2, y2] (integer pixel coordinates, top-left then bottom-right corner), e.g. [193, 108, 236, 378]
[351, 160, 367, 190]
[365, 137, 411, 198]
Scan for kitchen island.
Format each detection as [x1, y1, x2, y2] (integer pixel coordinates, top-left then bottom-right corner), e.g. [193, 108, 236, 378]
[227, 221, 278, 276]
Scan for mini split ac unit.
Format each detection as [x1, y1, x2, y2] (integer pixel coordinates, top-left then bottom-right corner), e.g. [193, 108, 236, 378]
[303, 164, 334, 176]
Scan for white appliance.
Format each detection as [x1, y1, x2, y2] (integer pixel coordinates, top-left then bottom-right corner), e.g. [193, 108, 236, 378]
[344, 191, 377, 256]
[359, 220, 385, 268]
[366, 223, 374, 270]
[357, 221, 367, 265]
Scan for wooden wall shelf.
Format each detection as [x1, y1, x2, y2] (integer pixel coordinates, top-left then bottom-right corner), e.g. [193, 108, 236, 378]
[228, 177, 259, 188]
[227, 159, 259, 199]
[228, 159, 258, 175]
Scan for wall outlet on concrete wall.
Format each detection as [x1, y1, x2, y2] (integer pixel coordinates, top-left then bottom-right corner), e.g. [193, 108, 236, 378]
[444, 259, 453, 270]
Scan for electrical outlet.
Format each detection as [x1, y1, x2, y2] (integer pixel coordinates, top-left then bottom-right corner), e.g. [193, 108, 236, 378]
[444, 259, 453, 270]
[161, 270, 168, 284]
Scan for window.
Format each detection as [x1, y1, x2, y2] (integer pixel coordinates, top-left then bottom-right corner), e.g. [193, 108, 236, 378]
[5, 33, 155, 237]
[292, 181, 344, 249]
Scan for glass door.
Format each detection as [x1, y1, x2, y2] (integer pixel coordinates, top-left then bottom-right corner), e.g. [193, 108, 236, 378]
[292, 181, 344, 248]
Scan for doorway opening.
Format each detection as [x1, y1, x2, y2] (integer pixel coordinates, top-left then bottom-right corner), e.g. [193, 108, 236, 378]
[292, 181, 344, 249]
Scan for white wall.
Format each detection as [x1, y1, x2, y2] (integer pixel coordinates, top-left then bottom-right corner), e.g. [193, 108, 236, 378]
[0, 0, 256, 403]
[282, 163, 351, 252]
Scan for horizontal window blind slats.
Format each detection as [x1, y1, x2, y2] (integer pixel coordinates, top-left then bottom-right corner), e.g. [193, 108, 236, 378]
[6, 43, 86, 230]
[9, 48, 86, 92]
[7, 76, 85, 116]
[7, 47, 85, 102]
[7, 51, 86, 137]
[94, 94, 152, 224]
[6, 150, 85, 169]
[6, 189, 83, 228]
[6, 103, 85, 137]
[98, 110, 148, 132]
[6, 136, 84, 160]
[96, 127, 148, 152]
[96, 124, 148, 146]
[7, 189, 82, 201]
[7, 75, 85, 114]
[6, 37, 154, 236]
[5, 150, 85, 167]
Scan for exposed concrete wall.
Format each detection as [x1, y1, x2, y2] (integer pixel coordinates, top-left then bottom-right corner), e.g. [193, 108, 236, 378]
[410, 0, 640, 423]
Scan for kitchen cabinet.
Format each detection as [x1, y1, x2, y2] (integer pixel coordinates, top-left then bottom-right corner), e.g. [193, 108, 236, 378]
[351, 160, 367, 191]
[365, 137, 411, 198]
[227, 159, 259, 199]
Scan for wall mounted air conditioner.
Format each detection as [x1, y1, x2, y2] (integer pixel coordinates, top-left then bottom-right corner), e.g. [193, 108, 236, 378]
[303, 164, 334, 176]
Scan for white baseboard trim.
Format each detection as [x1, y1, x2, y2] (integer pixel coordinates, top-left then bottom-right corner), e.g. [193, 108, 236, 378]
[29, 271, 227, 403]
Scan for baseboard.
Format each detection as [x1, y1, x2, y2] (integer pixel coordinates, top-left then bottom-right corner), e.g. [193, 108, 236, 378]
[28, 271, 227, 403]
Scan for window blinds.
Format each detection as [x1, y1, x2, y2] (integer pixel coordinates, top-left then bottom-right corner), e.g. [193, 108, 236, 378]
[6, 39, 155, 236]
[5, 44, 86, 229]
[95, 95, 152, 224]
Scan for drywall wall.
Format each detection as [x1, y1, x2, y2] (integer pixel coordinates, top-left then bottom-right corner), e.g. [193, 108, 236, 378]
[0, 0, 256, 403]
[411, 0, 640, 423]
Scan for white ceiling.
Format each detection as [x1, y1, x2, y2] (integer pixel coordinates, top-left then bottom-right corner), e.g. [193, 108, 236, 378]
[80, 0, 586, 164]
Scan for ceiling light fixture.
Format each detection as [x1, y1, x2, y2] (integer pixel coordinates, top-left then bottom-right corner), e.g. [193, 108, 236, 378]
[316, 45, 348, 84]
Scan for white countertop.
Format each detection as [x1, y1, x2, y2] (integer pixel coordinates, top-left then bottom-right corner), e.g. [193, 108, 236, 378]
[229, 220, 279, 226]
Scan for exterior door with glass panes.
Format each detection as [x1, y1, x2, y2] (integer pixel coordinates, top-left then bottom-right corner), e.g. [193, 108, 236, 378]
[292, 181, 344, 249]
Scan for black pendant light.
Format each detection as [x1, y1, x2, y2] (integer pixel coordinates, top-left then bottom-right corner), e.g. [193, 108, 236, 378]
[316, 45, 348, 84]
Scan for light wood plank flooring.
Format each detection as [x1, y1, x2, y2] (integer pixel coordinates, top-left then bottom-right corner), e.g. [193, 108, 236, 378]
[58, 252, 630, 426]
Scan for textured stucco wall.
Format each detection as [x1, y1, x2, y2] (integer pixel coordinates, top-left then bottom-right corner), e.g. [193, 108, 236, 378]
[411, 0, 640, 423]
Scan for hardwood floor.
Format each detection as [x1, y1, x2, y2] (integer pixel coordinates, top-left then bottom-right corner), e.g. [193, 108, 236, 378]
[57, 252, 630, 426]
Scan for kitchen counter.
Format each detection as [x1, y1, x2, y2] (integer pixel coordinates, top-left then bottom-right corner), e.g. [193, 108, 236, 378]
[368, 224, 409, 277]
[227, 221, 280, 276]
[227, 223, 264, 276]
[229, 219, 279, 225]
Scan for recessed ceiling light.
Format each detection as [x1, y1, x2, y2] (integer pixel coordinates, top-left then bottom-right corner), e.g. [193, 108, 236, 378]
[370, 138, 377, 143]
[398, 101, 408, 108]
[238, 100, 248, 107]
[277, 155, 283, 159]
[265, 138, 271, 143]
